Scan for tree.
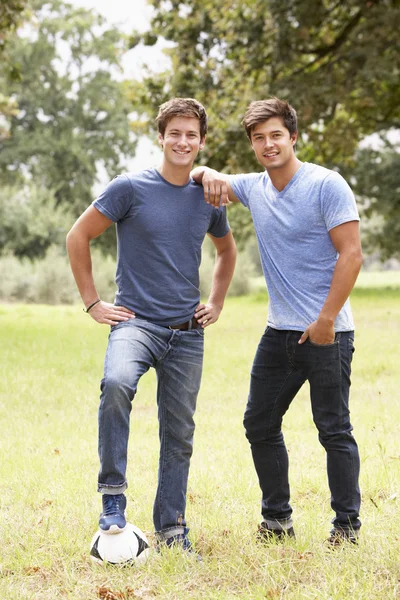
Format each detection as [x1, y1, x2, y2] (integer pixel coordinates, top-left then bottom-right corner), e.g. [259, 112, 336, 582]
[344, 139, 400, 260]
[0, 0, 29, 55]
[0, 183, 72, 259]
[0, 0, 136, 220]
[0, 0, 30, 139]
[129, 0, 400, 251]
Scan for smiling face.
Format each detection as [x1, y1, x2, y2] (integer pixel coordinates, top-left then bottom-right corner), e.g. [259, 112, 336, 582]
[250, 117, 297, 172]
[158, 116, 205, 169]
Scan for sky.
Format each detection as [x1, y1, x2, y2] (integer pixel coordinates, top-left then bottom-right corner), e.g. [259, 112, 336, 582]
[69, 0, 170, 79]
[69, 0, 165, 174]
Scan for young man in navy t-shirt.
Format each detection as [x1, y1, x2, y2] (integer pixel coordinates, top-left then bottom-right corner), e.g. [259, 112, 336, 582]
[192, 97, 363, 546]
[67, 98, 236, 552]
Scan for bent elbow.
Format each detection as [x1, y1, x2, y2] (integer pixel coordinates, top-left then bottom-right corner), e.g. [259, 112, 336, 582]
[352, 248, 364, 271]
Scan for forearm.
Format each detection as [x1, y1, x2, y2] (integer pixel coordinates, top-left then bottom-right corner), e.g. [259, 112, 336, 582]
[191, 166, 238, 205]
[66, 230, 99, 307]
[207, 245, 237, 308]
[319, 249, 363, 324]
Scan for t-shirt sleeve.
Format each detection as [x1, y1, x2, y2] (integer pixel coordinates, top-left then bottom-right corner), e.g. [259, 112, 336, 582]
[207, 206, 231, 238]
[93, 174, 134, 222]
[228, 173, 261, 209]
[321, 172, 360, 231]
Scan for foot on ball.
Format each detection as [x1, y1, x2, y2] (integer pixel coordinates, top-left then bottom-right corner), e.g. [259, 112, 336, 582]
[99, 493, 127, 534]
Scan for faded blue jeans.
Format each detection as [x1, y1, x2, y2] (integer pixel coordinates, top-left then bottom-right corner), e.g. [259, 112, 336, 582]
[97, 318, 204, 534]
[244, 327, 361, 533]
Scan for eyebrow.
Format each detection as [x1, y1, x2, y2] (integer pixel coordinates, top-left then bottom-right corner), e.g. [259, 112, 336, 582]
[168, 129, 199, 134]
[252, 129, 283, 136]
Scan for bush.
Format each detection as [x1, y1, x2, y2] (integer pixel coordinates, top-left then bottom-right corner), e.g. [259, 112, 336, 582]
[0, 246, 117, 304]
[0, 237, 257, 304]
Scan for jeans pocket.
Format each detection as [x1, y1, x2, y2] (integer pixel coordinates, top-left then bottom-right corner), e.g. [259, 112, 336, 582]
[307, 339, 338, 348]
[307, 332, 341, 348]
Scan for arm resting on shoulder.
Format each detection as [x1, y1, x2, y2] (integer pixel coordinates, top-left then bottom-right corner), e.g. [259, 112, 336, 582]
[194, 230, 237, 328]
[299, 220, 363, 344]
[191, 166, 240, 207]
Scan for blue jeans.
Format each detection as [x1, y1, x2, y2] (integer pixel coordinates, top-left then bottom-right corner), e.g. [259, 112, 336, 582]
[97, 318, 204, 534]
[244, 327, 361, 532]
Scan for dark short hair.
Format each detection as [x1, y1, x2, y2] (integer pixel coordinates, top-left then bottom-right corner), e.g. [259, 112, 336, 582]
[242, 98, 297, 139]
[156, 98, 208, 138]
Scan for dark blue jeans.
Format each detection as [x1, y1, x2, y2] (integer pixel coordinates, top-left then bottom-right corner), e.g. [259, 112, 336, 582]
[244, 327, 361, 532]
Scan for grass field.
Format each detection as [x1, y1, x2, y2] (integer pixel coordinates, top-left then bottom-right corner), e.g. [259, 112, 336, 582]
[1, 289, 400, 599]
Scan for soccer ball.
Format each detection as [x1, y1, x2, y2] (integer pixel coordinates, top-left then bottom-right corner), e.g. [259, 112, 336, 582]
[90, 523, 150, 565]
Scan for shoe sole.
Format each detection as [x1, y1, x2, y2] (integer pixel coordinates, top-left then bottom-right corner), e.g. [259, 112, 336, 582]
[100, 524, 127, 535]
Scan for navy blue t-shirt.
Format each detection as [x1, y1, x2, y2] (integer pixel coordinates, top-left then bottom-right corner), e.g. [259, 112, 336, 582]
[93, 168, 230, 325]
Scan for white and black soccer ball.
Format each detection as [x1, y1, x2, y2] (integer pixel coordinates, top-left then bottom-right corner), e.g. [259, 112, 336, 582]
[90, 523, 150, 566]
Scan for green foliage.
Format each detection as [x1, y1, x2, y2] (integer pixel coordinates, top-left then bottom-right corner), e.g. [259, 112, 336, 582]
[0, 0, 136, 225]
[0, 239, 255, 305]
[345, 138, 400, 260]
[0, 184, 72, 259]
[130, 0, 400, 252]
[0, 0, 29, 53]
[0, 244, 118, 304]
[0, 0, 30, 138]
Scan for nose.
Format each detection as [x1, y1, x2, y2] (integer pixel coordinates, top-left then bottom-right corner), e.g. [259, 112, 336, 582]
[176, 135, 189, 147]
[263, 137, 274, 148]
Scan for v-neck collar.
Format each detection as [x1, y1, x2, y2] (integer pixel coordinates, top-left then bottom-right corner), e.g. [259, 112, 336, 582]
[266, 162, 307, 197]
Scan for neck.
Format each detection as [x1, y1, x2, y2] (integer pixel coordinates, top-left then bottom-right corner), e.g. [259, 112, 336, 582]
[268, 157, 303, 192]
[158, 161, 192, 186]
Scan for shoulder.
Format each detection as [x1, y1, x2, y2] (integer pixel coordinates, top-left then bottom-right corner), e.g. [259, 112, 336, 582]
[120, 168, 159, 187]
[230, 171, 265, 186]
[229, 171, 266, 197]
[305, 163, 351, 188]
[303, 162, 334, 182]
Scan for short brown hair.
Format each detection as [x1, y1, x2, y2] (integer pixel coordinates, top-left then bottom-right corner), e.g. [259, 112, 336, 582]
[156, 98, 208, 139]
[242, 98, 297, 139]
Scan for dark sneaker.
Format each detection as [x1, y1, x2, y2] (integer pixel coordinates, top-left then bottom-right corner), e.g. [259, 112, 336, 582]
[99, 493, 127, 534]
[257, 522, 296, 543]
[156, 527, 202, 560]
[326, 528, 359, 547]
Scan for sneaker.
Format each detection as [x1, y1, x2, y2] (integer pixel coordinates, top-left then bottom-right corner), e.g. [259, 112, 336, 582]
[326, 528, 359, 547]
[257, 521, 296, 543]
[99, 493, 127, 534]
[156, 527, 202, 560]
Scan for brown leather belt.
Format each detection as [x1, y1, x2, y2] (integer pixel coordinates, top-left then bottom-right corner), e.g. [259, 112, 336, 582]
[168, 317, 201, 331]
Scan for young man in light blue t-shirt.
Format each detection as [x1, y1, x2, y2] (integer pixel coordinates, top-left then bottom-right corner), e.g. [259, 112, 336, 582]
[192, 97, 363, 546]
[66, 98, 236, 554]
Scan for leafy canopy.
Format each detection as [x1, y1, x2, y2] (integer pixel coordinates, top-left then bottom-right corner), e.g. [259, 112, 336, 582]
[129, 0, 400, 252]
[0, 0, 136, 218]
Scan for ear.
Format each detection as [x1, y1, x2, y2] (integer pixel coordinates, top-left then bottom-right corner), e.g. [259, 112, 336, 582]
[291, 131, 298, 145]
[158, 133, 164, 148]
[199, 135, 206, 151]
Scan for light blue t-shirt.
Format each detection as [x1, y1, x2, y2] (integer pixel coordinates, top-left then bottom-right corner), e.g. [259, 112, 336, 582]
[230, 162, 359, 332]
[93, 168, 230, 325]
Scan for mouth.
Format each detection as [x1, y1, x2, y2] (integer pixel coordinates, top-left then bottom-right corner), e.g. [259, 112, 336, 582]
[263, 152, 279, 158]
[173, 150, 190, 155]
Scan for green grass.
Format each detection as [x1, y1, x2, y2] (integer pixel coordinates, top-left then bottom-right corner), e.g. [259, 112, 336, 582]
[1, 291, 400, 599]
